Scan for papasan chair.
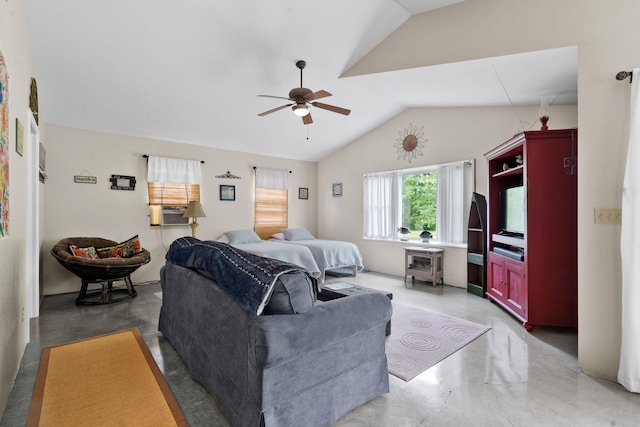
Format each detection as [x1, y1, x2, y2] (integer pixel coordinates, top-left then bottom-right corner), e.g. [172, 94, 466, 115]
[51, 237, 151, 305]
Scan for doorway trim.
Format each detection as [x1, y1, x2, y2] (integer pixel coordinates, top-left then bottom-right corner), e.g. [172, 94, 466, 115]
[27, 110, 40, 328]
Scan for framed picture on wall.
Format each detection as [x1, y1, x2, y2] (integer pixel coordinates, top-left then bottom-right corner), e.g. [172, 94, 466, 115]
[110, 175, 136, 191]
[15, 118, 24, 157]
[332, 183, 343, 197]
[220, 184, 235, 201]
[299, 187, 308, 200]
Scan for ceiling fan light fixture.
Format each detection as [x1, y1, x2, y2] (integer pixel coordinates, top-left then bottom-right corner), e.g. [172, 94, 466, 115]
[292, 104, 310, 117]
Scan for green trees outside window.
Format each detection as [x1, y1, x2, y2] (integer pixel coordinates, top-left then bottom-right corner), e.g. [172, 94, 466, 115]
[402, 171, 437, 237]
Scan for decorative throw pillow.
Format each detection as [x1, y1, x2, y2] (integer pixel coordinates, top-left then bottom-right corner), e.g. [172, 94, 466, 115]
[224, 229, 263, 244]
[119, 235, 142, 257]
[69, 245, 99, 260]
[96, 245, 123, 259]
[96, 235, 142, 259]
[282, 228, 316, 241]
[271, 233, 285, 240]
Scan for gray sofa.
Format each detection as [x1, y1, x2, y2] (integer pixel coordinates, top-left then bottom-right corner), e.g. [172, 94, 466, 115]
[159, 261, 392, 427]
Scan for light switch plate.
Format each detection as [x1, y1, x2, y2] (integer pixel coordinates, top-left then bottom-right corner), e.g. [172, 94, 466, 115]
[594, 208, 622, 224]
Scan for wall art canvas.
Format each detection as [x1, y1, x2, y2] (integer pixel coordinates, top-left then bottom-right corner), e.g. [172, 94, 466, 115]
[0, 50, 9, 238]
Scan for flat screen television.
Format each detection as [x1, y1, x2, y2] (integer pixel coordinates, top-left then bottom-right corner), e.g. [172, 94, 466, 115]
[500, 186, 525, 235]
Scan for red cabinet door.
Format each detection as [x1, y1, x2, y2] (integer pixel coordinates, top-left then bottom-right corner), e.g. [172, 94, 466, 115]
[504, 259, 527, 319]
[487, 253, 505, 301]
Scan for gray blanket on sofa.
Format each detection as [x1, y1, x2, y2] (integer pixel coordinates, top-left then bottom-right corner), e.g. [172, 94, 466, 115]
[166, 237, 312, 314]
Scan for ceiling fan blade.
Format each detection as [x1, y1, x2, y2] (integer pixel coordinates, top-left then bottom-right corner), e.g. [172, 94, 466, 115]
[305, 90, 332, 101]
[258, 94, 293, 101]
[302, 113, 313, 125]
[311, 102, 351, 116]
[258, 103, 293, 116]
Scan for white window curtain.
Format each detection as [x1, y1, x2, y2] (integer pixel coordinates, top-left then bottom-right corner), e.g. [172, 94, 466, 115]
[147, 156, 202, 185]
[363, 172, 401, 239]
[436, 161, 474, 244]
[619, 67, 640, 393]
[255, 167, 289, 189]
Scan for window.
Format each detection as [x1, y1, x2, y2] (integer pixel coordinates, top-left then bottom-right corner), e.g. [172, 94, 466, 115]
[146, 156, 202, 226]
[254, 168, 288, 239]
[364, 160, 474, 244]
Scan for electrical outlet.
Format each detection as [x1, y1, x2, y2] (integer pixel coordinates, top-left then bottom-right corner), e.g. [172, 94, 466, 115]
[594, 208, 622, 224]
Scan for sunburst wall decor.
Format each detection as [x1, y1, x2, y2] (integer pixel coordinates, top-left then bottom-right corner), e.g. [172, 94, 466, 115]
[394, 123, 427, 163]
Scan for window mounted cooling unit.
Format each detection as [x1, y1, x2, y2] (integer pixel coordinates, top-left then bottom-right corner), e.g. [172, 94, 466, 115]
[160, 206, 189, 226]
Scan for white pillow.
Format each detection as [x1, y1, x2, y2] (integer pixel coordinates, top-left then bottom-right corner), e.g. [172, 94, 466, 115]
[224, 229, 263, 244]
[271, 233, 285, 240]
[282, 228, 316, 241]
[217, 234, 230, 243]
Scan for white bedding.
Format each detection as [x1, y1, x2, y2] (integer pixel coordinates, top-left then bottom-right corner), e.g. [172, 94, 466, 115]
[230, 241, 322, 280]
[276, 239, 364, 282]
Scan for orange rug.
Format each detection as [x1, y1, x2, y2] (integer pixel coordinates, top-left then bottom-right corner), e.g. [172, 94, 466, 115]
[27, 328, 187, 427]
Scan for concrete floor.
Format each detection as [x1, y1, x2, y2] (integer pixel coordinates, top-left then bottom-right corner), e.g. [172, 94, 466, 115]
[2, 272, 640, 426]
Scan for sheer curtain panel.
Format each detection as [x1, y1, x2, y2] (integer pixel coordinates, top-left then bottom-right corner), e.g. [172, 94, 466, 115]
[436, 161, 473, 244]
[363, 172, 400, 239]
[255, 167, 289, 190]
[619, 68, 640, 393]
[147, 156, 202, 185]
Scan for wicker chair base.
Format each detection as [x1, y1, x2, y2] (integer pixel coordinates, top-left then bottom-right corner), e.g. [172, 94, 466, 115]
[77, 276, 138, 305]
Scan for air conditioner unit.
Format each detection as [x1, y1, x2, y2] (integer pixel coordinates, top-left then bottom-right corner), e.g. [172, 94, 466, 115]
[157, 206, 189, 226]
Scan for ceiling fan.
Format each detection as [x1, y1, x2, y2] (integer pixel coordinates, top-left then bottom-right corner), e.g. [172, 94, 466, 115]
[257, 60, 351, 125]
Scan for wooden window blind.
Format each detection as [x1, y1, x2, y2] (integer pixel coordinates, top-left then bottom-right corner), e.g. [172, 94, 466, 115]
[147, 182, 200, 206]
[254, 188, 288, 239]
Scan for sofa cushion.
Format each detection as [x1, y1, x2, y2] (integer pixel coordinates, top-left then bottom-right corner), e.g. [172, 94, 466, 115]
[263, 271, 316, 314]
[69, 245, 99, 260]
[282, 228, 316, 241]
[225, 229, 263, 244]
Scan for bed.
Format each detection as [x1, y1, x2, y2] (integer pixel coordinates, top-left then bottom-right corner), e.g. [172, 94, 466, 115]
[219, 230, 322, 280]
[272, 228, 364, 282]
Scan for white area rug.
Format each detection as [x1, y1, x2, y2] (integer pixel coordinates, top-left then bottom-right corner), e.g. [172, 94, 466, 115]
[386, 302, 490, 381]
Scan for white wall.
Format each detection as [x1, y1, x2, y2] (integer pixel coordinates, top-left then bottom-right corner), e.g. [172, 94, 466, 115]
[339, 0, 640, 383]
[318, 105, 577, 287]
[577, 26, 640, 382]
[0, 0, 37, 413]
[42, 125, 318, 295]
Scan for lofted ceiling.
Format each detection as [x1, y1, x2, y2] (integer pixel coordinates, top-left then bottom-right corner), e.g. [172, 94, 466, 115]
[25, 0, 577, 162]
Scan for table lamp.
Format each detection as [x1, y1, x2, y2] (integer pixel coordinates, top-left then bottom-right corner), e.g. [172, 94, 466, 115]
[183, 201, 206, 237]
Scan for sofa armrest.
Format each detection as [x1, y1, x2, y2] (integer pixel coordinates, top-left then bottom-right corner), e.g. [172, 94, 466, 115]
[248, 292, 392, 367]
